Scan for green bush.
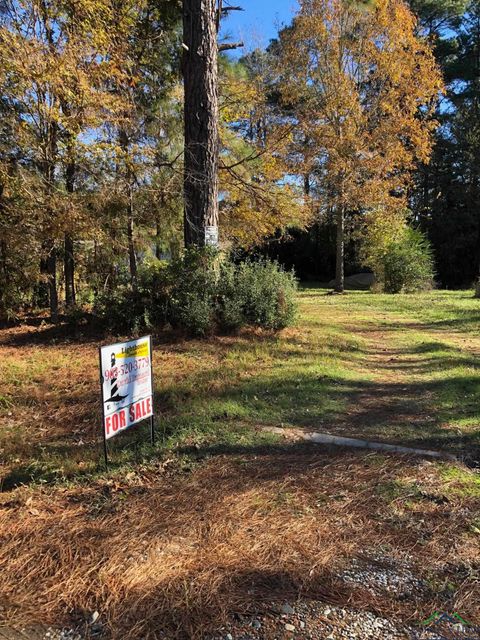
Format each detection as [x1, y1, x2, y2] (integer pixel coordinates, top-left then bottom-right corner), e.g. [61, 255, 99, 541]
[94, 285, 149, 333]
[382, 228, 434, 294]
[168, 249, 218, 335]
[218, 260, 297, 329]
[359, 210, 434, 294]
[94, 250, 297, 335]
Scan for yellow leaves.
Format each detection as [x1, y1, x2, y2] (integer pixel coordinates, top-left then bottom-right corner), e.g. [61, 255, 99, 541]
[220, 176, 311, 248]
[358, 205, 408, 268]
[219, 64, 262, 124]
[217, 56, 315, 247]
[278, 0, 443, 216]
[0, 0, 137, 157]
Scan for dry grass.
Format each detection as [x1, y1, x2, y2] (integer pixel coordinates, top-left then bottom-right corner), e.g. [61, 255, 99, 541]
[1, 447, 479, 638]
[1, 291, 480, 638]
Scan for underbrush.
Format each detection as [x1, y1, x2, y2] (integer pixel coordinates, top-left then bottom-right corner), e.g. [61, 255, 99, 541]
[93, 250, 297, 335]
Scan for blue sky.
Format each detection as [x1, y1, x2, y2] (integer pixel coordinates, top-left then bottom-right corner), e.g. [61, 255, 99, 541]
[219, 0, 299, 56]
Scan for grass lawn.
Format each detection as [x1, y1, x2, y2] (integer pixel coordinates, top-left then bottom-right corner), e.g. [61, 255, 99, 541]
[0, 288, 479, 638]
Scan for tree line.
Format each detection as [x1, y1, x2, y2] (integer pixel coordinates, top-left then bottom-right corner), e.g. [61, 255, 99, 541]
[0, 0, 468, 324]
[265, 0, 480, 290]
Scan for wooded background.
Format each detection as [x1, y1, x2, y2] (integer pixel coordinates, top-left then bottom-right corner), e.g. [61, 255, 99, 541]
[0, 0, 478, 322]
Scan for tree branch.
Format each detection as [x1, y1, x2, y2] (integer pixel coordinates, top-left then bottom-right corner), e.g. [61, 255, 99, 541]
[220, 125, 295, 170]
[218, 41, 244, 51]
[216, 0, 222, 32]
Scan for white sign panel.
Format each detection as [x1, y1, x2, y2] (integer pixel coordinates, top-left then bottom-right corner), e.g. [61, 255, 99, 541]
[99, 336, 153, 440]
[205, 225, 219, 247]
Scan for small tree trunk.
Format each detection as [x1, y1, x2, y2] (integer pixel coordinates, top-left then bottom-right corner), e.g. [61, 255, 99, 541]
[304, 173, 310, 197]
[64, 234, 75, 306]
[127, 189, 137, 286]
[64, 157, 76, 307]
[155, 217, 162, 260]
[37, 5, 59, 320]
[118, 129, 137, 286]
[45, 238, 58, 321]
[334, 205, 345, 293]
[0, 239, 7, 280]
[38, 252, 49, 308]
[182, 0, 219, 247]
[39, 237, 58, 319]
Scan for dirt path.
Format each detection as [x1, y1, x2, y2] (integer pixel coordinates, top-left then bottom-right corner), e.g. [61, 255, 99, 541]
[305, 303, 480, 457]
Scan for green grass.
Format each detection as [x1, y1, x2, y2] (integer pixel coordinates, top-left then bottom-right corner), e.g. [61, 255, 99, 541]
[439, 464, 480, 498]
[1, 287, 479, 488]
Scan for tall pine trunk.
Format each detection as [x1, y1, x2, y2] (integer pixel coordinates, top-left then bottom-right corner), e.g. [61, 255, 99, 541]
[334, 205, 345, 293]
[182, 0, 219, 247]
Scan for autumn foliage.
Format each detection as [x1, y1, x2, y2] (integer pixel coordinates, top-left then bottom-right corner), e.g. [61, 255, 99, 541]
[276, 0, 443, 291]
[0, 0, 444, 320]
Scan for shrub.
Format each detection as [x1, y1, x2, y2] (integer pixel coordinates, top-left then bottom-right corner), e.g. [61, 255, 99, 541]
[94, 285, 149, 333]
[168, 249, 218, 335]
[360, 210, 434, 294]
[475, 277, 480, 299]
[382, 228, 434, 294]
[218, 260, 297, 330]
[93, 250, 297, 335]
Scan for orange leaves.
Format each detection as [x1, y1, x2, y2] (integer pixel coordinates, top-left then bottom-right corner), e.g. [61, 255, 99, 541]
[277, 0, 444, 215]
[218, 58, 313, 248]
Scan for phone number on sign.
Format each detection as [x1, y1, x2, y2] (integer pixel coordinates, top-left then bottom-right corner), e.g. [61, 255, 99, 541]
[104, 357, 150, 380]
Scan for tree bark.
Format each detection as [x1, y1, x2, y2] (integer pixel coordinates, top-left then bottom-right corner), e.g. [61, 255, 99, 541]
[334, 205, 345, 293]
[64, 156, 76, 307]
[38, 0, 58, 321]
[156, 217, 162, 260]
[41, 238, 58, 320]
[127, 189, 137, 286]
[118, 128, 137, 286]
[42, 164, 58, 321]
[304, 173, 310, 197]
[64, 234, 75, 306]
[38, 139, 58, 320]
[182, 0, 219, 247]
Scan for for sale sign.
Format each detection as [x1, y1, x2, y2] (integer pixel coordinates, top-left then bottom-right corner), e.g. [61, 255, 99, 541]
[99, 336, 153, 441]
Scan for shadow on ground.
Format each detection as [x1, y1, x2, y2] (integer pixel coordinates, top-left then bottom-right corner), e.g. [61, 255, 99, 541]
[2, 329, 480, 491]
[1, 444, 479, 638]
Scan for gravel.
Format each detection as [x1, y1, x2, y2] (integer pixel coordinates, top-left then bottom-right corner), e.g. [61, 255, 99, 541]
[212, 602, 480, 639]
[28, 557, 479, 640]
[43, 630, 83, 640]
[340, 554, 425, 597]
[208, 557, 480, 640]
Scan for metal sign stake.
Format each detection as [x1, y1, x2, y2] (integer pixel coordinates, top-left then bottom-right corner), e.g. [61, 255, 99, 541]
[149, 335, 155, 447]
[98, 346, 109, 470]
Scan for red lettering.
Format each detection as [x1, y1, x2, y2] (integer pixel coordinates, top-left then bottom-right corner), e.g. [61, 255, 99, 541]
[129, 404, 135, 422]
[146, 397, 152, 413]
[135, 402, 142, 420]
[119, 410, 126, 428]
[112, 413, 119, 432]
[105, 416, 111, 435]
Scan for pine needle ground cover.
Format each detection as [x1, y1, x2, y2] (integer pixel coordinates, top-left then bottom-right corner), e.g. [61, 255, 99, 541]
[0, 289, 479, 638]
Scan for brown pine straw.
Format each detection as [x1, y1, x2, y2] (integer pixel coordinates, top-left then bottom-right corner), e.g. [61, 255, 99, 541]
[0, 448, 479, 639]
